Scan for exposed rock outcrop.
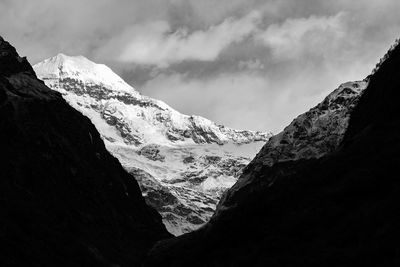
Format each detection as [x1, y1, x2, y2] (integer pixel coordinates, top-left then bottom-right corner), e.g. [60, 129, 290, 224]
[219, 80, 367, 211]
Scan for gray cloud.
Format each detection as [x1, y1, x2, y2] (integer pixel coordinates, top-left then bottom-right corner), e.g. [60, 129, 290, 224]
[95, 11, 262, 67]
[1, 0, 400, 132]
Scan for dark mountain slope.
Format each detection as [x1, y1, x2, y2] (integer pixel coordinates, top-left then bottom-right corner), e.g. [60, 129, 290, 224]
[0, 37, 170, 266]
[145, 42, 400, 266]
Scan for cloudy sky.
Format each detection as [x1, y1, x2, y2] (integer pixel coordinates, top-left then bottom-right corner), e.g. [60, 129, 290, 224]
[1, 0, 400, 132]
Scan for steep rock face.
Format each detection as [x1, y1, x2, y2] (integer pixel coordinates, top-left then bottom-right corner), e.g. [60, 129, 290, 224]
[220, 80, 367, 209]
[251, 81, 366, 166]
[0, 37, 169, 267]
[145, 41, 400, 266]
[34, 55, 271, 235]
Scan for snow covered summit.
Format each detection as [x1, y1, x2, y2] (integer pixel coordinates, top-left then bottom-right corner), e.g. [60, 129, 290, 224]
[34, 54, 271, 147]
[34, 53, 138, 95]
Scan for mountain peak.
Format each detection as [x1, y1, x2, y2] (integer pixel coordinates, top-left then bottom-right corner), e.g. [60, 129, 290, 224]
[50, 53, 90, 65]
[34, 54, 139, 95]
[43, 53, 94, 69]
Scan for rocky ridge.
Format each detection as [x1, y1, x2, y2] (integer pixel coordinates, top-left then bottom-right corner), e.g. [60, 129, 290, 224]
[220, 80, 367, 209]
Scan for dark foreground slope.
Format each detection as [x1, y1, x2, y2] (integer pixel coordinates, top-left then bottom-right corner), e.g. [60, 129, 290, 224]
[0, 37, 170, 266]
[146, 43, 400, 266]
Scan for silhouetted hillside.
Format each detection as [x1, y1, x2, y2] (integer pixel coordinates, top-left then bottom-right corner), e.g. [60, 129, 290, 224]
[0, 36, 170, 267]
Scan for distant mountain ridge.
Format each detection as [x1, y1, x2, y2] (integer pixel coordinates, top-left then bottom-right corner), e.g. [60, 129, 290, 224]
[34, 54, 271, 146]
[34, 54, 272, 235]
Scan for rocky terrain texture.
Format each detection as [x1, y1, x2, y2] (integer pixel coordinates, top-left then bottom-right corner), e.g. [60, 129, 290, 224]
[145, 41, 400, 266]
[116, 143, 261, 234]
[0, 36, 169, 267]
[223, 80, 367, 207]
[34, 55, 270, 235]
[250, 81, 366, 166]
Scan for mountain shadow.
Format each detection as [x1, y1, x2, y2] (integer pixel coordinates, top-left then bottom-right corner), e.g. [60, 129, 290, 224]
[0, 37, 170, 267]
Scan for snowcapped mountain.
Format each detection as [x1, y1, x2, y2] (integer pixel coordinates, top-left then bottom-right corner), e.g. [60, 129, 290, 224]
[33, 54, 272, 235]
[34, 54, 270, 147]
